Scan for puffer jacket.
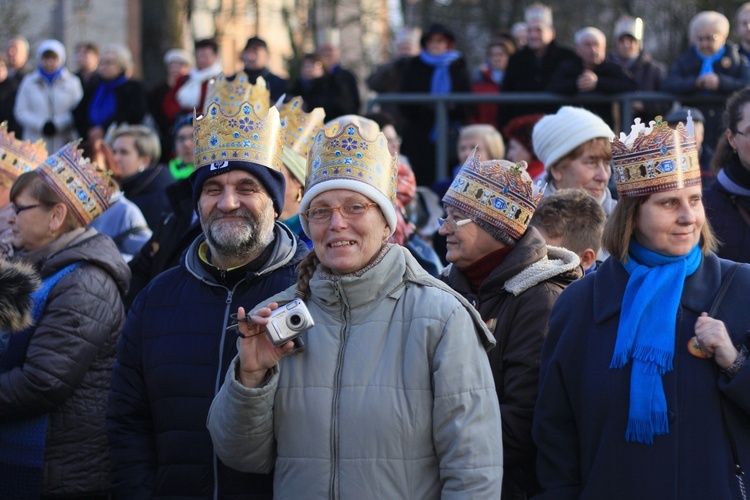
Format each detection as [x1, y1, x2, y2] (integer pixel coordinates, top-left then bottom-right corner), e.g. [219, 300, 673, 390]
[207, 245, 504, 499]
[440, 227, 582, 500]
[13, 67, 83, 153]
[2, 228, 130, 496]
[107, 223, 306, 499]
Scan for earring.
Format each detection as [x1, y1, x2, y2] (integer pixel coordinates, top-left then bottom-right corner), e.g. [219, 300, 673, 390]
[296, 188, 303, 202]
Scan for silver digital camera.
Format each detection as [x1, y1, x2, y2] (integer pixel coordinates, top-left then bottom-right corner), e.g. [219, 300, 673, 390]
[266, 298, 315, 346]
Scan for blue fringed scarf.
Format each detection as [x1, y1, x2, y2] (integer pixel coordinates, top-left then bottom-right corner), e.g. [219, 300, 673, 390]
[419, 49, 462, 143]
[694, 45, 726, 78]
[611, 240, 701, 444]
[0, 262, 82, 498]
[88, 75, 128, 127]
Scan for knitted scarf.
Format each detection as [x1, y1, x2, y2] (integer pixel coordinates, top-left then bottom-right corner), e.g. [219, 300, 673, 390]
[694, 45, 726, 78]
[611, 240, 701, 444]
[0, 261, 82, 498]
[419, 49, 462, 95]
[38, 66, 63, 85]
[89, 74, 128, 127]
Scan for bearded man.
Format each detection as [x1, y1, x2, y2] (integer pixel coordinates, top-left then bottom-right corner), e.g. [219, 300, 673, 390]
[107, 76, 306, 499]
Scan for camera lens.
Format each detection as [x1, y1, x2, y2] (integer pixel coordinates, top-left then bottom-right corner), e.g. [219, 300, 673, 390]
[289, 314, 302, 326]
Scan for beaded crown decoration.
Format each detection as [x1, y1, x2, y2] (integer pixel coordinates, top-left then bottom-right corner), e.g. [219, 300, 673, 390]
[611, 115, 701, 198]
[443, 150, 545, 241]
[203, 72, 270, 116]
[37, 142, 112, 226]
[194, 74, 283, 172]
[0, 122, 47, 181]
[277, 97, 325, 159]
[306, 122, 397, 203]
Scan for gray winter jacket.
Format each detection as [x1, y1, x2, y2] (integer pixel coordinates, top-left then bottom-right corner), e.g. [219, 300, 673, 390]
[3, 228, 130, 496]
[208, 245, 504, 499]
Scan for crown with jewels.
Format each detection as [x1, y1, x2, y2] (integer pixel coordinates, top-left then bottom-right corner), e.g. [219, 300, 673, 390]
[194, 74, 283, 173]
[443, 150, 545, 241]
[0, 122, 47, 181]
[611, 115, 701, 198]
[37, 142, 113, 226]
[203, 72, 270, 116]
[278, 97, 325, 159]
[306, 121, 397, 203]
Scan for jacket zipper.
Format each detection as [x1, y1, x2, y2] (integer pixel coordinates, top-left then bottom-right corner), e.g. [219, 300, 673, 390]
[212, 287, 236, 500]
[329, 283, 348, 500]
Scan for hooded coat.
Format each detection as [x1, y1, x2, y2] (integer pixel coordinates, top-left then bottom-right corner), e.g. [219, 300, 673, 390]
[440, 226, 582, 499]
[1, 228, 130, 496]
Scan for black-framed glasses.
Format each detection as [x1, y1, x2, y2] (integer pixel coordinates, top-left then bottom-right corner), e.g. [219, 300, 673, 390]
[734, 130, 750, 138]
[302, 203, 378, 223]
[11, 203, 42, 215]
[438, 216, 473, 232]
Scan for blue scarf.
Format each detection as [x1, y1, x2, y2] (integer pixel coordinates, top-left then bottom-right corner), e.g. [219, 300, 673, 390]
[611, 240, 701, 444]
[38, 66, 63, 85]
[419, 49, 462, 95]
[88, 75, 128, 127]
[694, 45, 726, 78]
[0, 262, 82, 498]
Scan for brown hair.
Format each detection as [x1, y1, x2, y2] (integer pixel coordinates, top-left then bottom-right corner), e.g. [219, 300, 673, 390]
[295, 251, 320, 300]
[602, 194, 718, 261]
[9, 171, 80, 232]
[531, 188, 606, 255]
[546, 137, 612, 183]
[712, 87, 750, 172]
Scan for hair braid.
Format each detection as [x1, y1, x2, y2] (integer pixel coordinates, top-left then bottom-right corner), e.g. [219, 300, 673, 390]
[295, 251, 319, 300]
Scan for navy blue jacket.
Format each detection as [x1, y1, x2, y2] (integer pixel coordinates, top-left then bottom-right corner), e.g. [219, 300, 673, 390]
[704, 172, 750, 264]
[107, 223, 307, 499]
[534, 254, 750, 499]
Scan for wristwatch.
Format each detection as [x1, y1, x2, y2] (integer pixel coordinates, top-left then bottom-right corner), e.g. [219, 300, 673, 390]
[723, 345, 748, 378]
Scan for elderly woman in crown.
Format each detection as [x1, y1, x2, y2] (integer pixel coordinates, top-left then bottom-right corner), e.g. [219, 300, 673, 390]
[207, 116, 503, 498]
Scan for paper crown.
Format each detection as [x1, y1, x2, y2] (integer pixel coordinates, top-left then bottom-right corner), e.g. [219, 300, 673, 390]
[278, 97, 325, 159]
[194, 73, 283, 173]
[37, 142, 112, 226]
[306, 122, 397, 201]
[203, 72, 270, 117]
[611, 115, 701, 198]
[0, 123, 47, 181]
[443, 150, 545, 241]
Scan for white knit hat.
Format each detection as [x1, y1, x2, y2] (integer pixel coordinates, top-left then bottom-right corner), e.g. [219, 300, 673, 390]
[37, 39, 66, 66]
[532, 106, 615, 168]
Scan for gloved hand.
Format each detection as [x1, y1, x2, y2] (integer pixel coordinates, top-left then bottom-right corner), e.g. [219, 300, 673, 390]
[42, 121, 56, 136]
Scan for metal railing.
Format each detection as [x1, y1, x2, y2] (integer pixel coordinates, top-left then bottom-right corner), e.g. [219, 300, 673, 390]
[366, 91, 728, 181]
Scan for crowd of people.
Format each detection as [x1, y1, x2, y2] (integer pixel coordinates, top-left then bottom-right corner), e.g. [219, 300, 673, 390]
[0, 2, 748, 499]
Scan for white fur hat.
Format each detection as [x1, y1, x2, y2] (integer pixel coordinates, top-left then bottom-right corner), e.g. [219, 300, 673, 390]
[532, 106, 615, 168]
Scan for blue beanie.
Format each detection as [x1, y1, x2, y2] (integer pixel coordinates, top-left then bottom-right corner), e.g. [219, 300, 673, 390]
[189, 161, 286, 217]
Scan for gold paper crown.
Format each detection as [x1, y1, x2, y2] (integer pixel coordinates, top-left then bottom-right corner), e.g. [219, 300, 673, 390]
[0, 122, 47, 181]
[37, 142, 112, 226]
[611, 115, 701, 198]
[277, 97, 326, 159]
[194, 101, 284, 172]
[443, 151, 544, 241]
[306, 122, 397, 203]
[203, 73, 270, 116]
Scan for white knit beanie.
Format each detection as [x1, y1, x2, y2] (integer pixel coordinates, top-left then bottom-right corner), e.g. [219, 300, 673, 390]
[532, 107, 615, 168]
[37, 39, 66, 66]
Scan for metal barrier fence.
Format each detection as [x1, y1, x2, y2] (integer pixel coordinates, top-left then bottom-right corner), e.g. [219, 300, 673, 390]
[366, 92, 728, 181]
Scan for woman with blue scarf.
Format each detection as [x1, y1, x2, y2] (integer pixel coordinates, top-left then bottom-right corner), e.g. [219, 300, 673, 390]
[533, 115, 750, 499]
[14, 39, 83, 154]
[662, 11, 750, 151]
[398, 23, 472, 187]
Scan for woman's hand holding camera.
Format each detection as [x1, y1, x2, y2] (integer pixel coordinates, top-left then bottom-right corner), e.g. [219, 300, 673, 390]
[235, 304, 296, 388]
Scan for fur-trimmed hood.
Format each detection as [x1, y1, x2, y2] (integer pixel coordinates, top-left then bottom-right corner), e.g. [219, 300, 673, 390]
[0, 260, 40, 332]
[504, 245, 580, 296]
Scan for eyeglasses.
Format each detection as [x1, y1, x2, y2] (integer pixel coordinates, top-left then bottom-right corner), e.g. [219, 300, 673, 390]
[695, 34, 720, 43]
[302, 203, 378, 222]
[735, 130, 750, 138]
[438, 216, 473, 232]
[11, 203, 42, 215]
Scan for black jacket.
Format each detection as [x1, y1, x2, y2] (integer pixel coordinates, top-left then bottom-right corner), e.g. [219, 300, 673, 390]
[73, 78, 149, 138]
[120, 164, 175, 230]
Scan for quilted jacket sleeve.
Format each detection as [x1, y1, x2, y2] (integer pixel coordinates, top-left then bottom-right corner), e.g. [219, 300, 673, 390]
[431, 303, 504, 498]
[207, 360, 278, 474]
[0, 264, 122, 420]
[106, 292, 157, 499]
